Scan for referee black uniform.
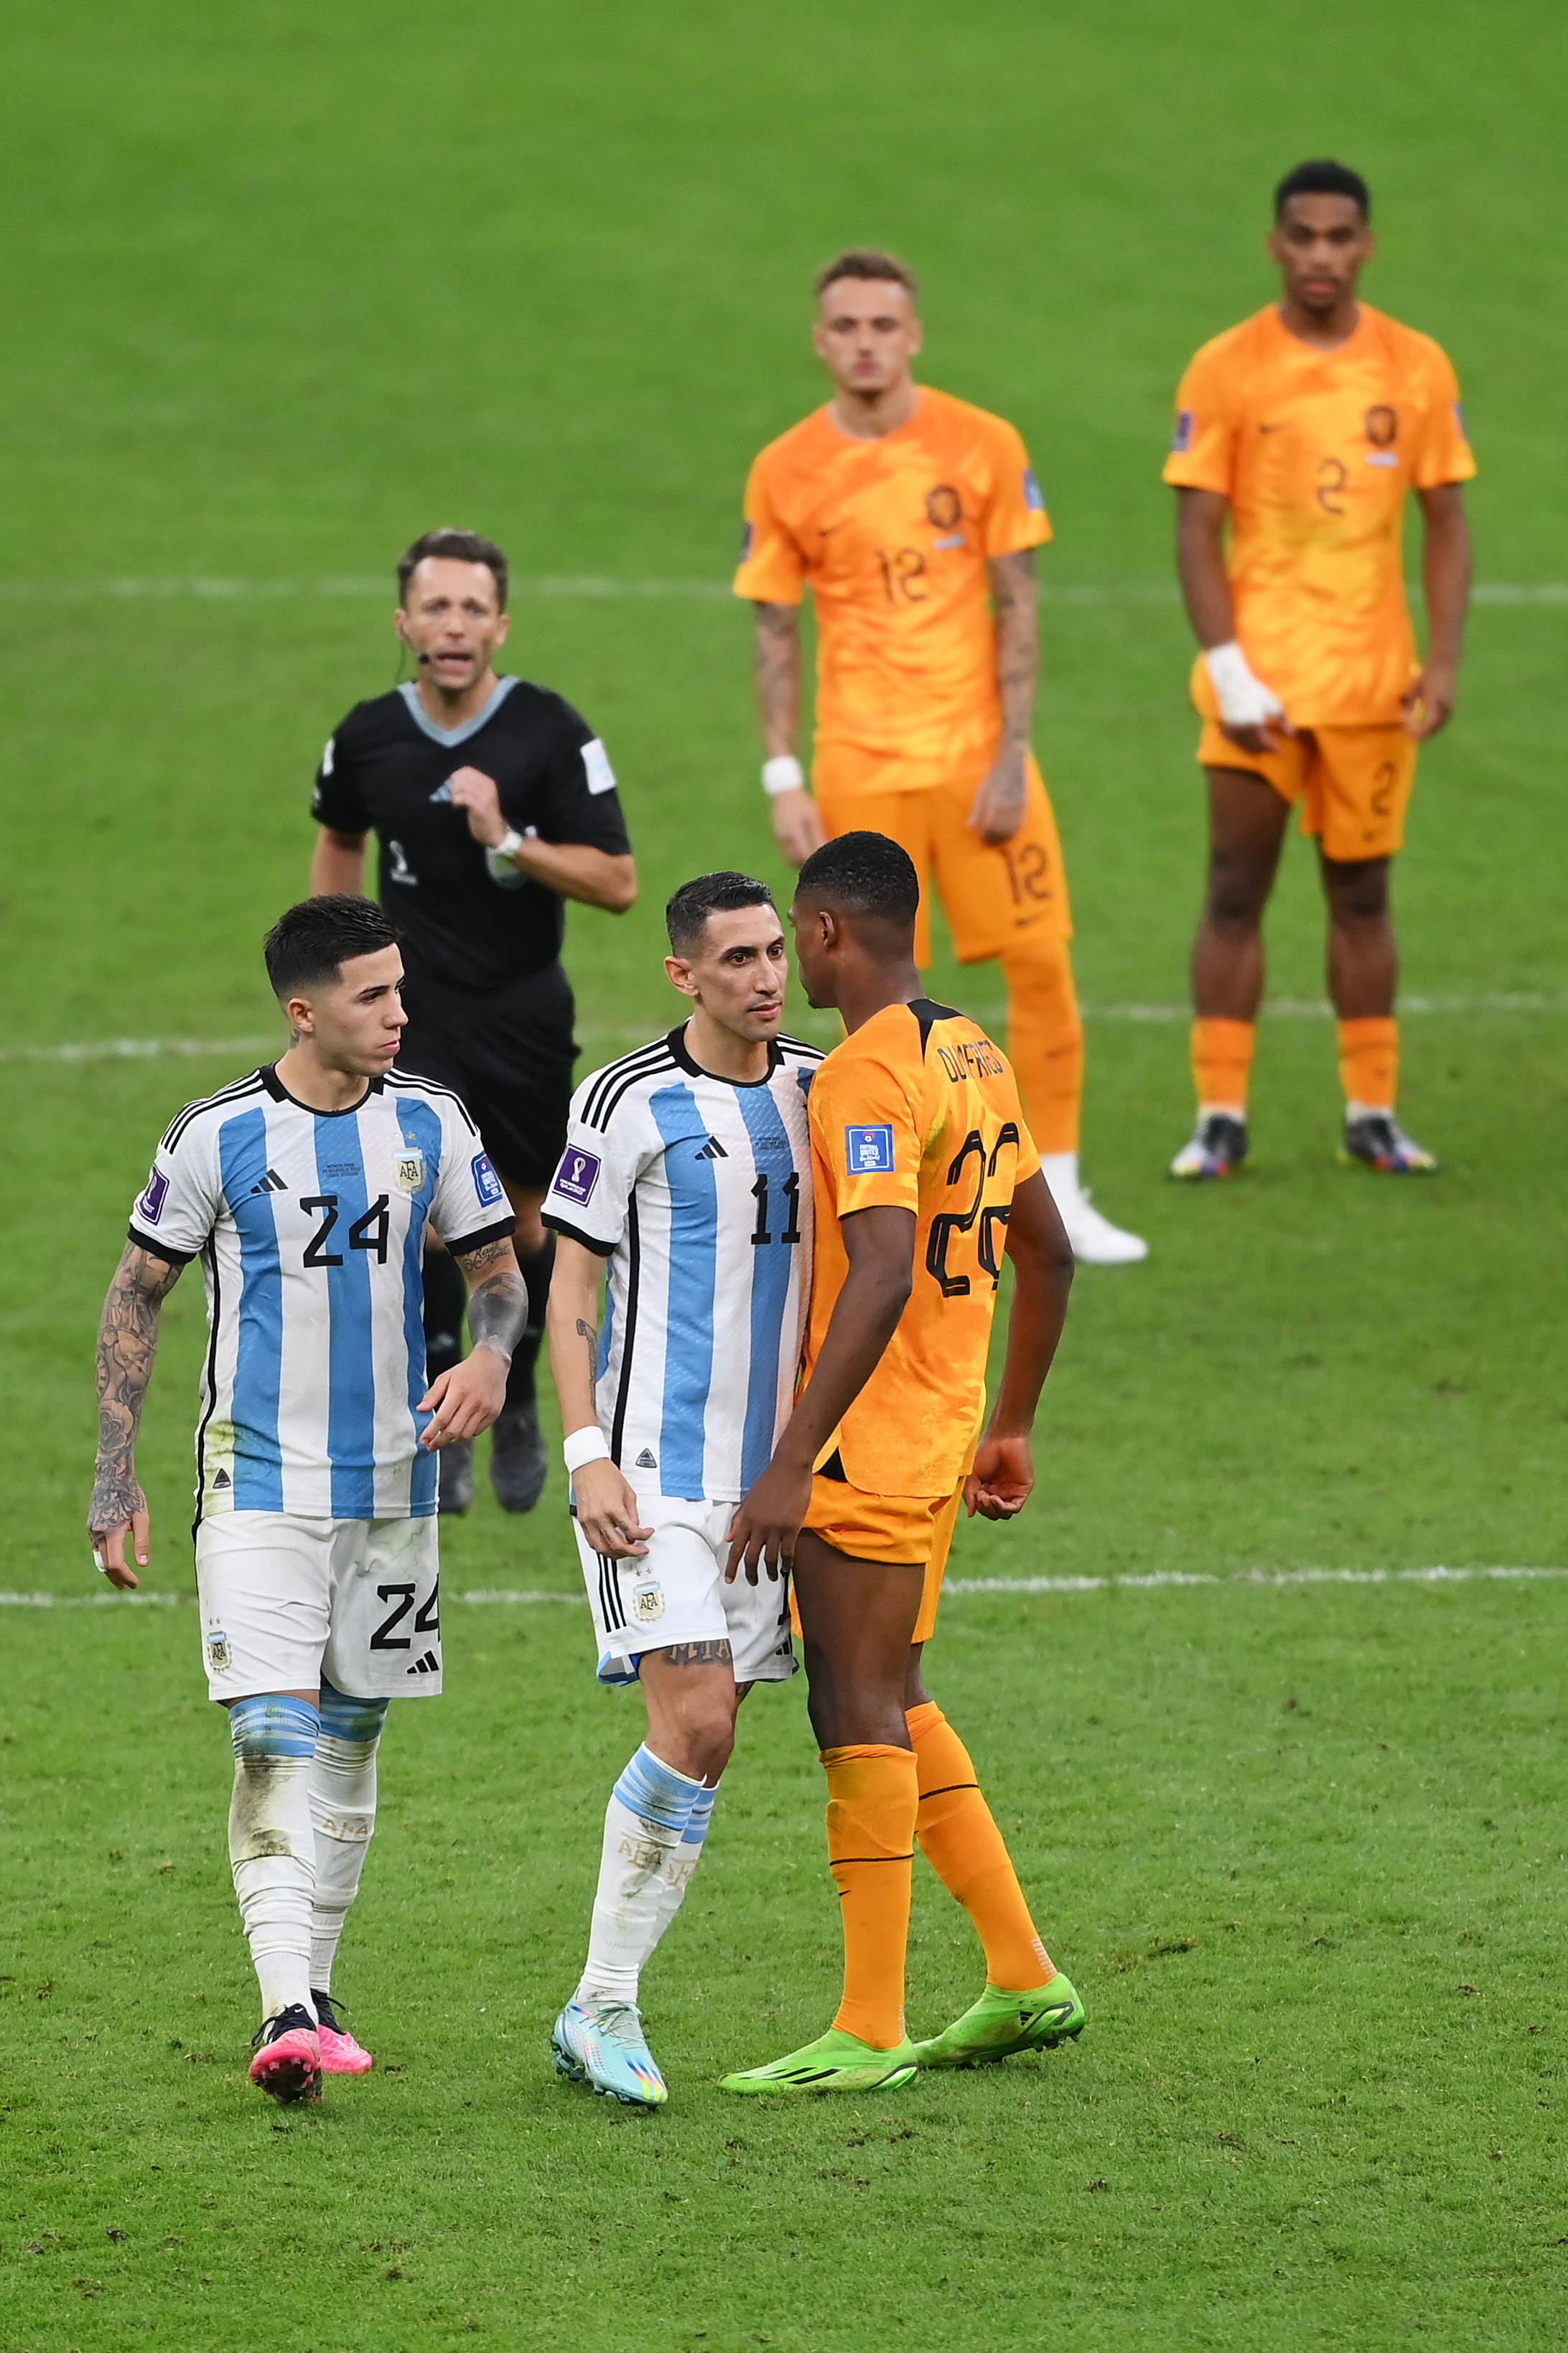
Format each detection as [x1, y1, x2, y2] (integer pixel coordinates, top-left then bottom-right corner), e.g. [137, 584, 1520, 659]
[312, 672, 632, 1508]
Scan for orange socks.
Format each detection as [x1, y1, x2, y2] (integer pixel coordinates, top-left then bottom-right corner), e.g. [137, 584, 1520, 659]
[821, 1744, 918, 2048]
[906, 1702, 1053, 1992]
[1190, 1017, 1254, 1114]
[999, 936, 1083, 1156]
[1338, 1016, 1399, 1112]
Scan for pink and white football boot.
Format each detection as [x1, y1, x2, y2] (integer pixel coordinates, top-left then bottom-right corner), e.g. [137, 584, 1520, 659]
[313, 1990, 373, 2074]
[249, 2005, 322, 2104]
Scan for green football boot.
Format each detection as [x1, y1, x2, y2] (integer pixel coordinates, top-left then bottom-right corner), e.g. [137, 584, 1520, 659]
[719, 2026, 919, 2096]
[910, 1975, 1086, 2069]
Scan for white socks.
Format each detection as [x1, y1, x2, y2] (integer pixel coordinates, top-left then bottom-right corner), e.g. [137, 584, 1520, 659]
[1039, 1151, 1082, 1207]
[228, 1695, 320, 2023]
[308, 1685, 387, 1996]
[576, 1745, 706, 2008]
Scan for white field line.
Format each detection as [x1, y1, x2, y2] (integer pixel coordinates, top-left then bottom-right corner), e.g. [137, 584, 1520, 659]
[7, 1565, 1567, 1608]
[0, 577, 1562, 607]
[12, 986, 1568, 1070]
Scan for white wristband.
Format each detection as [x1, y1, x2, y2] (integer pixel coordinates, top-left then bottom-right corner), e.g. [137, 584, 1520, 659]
[563, 1425, 612, 1474]
[1203, 640, 1286, 730]
[485, 826, 526, 879]
[762, 755, 806, 798]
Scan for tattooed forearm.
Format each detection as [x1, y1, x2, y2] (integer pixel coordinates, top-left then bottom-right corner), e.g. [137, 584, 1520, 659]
[90, 1244, 183, 1535]
[753, 602, 801, 755]
[454, 1236, 528, 1361]
[575, 1317, 598, 1402]
[989, 550, 1037, 746]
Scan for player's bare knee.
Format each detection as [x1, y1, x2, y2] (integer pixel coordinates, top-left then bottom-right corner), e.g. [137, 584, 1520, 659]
[1205, 860, 1271, 928]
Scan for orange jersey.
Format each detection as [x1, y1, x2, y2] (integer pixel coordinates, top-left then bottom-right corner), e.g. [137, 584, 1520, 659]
[1163, 304, 1475, 726]
[803, 997, 1040, 1496]
[734, 387, 1052, 786]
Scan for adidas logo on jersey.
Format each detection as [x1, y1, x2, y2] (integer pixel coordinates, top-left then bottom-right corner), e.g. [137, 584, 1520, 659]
[695, 1136, 728, 1160]
[250, 1169, 287, 1194]
[406, 1649, 440, 1676]
[635, 1448, 658, 1469]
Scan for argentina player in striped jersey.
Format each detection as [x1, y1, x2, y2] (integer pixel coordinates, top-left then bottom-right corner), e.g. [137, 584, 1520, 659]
[88, 898, 526, 2105]
[543, 872, 821, 2104]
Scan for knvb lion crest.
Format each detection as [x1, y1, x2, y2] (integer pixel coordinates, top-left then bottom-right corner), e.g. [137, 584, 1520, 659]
[1363, 404, 1398, 448]
[924, 484, 963, 531]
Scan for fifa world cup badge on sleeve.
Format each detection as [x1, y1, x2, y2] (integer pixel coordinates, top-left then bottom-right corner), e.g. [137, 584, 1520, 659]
[553, 1147, 602, 1207]
[845, 1124, 895, 1175]
[137, 1166, 169, 1225]
[471, 1152, 505, 1208]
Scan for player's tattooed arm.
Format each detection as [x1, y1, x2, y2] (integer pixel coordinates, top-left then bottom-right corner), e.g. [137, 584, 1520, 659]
[454, 1234, 528, 1363]
[89, 1242, 185, 1587]
[575, 1317, 598, 1402]
[971, 551, 1037, 844]
[419, 1236, 527, 1448]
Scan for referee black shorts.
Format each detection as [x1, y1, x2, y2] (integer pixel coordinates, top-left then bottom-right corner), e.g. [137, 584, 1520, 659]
[398, 960, 577, 1194]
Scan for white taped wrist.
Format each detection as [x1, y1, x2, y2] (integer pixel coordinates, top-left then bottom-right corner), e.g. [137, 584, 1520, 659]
[762, 755, 805, 798]
[1203, 640, 1285, 730]
[564, 1425, 612, 1473]
[485, 826, 527, 882]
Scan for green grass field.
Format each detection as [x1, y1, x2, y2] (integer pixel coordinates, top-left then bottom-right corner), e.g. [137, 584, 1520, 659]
[2, 1, 1567, 2345]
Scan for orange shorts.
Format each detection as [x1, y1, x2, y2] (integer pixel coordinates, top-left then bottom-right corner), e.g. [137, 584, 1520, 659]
[1196, 716, 1417, 864]
[813, 745, 1073, 964]
[793, 1472, 965, 1646]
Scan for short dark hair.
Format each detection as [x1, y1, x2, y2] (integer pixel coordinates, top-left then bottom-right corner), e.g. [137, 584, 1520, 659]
[396, 527, 509, 611]
[813, 248, 919, 302]
[795, 831, 920, 928]
[263, 896, 399, 1000]
[666, 871, 778, 955]
[1274, 159, 1371, 221]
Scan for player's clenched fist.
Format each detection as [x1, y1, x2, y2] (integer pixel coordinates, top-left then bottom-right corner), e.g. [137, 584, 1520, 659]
[963, 1432, 1035, 1522]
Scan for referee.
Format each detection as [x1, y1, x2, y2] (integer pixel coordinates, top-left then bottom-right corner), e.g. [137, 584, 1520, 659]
[310, 527, 637, 1514]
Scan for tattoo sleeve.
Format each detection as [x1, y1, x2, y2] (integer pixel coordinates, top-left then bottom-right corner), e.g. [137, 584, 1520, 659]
[89, 1244, 184, 1537]
[453, 1236, 528, 1361]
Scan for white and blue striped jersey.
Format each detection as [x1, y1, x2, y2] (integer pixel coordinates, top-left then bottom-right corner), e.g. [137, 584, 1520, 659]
[541, 1026, 822, 1503]
[128, 1065, 515, 1522]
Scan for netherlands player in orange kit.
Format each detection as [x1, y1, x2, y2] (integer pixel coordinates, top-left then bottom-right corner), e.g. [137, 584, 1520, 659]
[717, 834, 1083, 2095]
[735, 248, 1145, 1265]
[1165, 160, 1475, 1179]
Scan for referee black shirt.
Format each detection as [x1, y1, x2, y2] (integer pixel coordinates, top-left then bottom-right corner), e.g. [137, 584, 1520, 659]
[312, 678, 632, 993]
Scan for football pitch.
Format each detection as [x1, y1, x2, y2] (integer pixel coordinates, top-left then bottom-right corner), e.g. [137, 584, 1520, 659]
[2, 2, 1567, 2346]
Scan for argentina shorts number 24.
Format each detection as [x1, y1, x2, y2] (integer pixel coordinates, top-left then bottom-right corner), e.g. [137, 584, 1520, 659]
[195, 1512, 443, 1702]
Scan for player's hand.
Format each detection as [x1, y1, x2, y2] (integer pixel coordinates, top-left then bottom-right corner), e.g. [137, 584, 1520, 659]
[770, 788, 826, 870]
[725, 1457, 812, 1583]
[1220, 719, 1292, 757]
[963, 1432, 1034, 1522]
[419, 1343, 510, 1447]
[968, 744, 1030, 846]
[572, 1460, 653, 1560]
[1402, 664, 1457, 741]
[88, 1471, 149, 1592]
[447, 765, 508, 849]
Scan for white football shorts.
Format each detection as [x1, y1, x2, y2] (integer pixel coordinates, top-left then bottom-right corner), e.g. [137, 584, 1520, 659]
[573, 1490, 797, 1688]
[194, 1511, 442, 1702]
